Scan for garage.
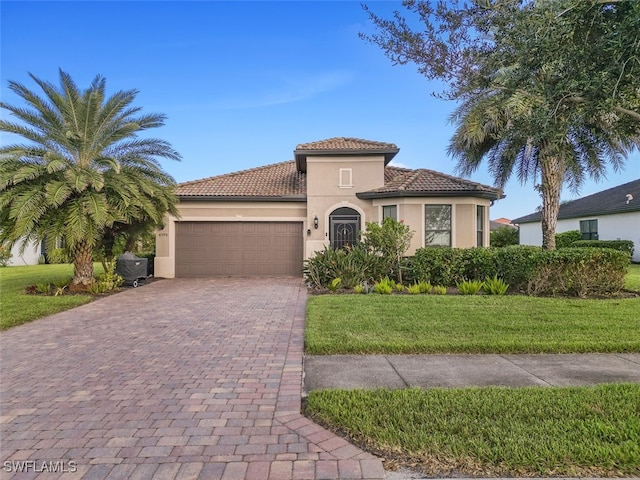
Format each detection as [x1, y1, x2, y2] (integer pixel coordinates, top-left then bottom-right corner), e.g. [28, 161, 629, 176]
[175, 221, 304, 277]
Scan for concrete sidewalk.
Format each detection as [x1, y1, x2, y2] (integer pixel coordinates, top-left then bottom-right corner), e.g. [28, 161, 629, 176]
[303, 353, 640, 392]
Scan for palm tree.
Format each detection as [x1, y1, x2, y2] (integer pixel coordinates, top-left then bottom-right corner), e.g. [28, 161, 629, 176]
[448, 69, 635, 250]
[0, 70, 180, 285]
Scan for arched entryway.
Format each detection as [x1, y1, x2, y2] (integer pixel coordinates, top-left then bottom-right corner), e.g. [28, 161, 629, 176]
[329, 207, 361, 249]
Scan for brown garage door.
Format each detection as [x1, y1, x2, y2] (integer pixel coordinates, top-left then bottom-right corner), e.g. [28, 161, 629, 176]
[175, 222, 303, 277]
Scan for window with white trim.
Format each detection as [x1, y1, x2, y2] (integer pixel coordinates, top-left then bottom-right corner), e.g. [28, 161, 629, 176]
[425, 205, 451, 247]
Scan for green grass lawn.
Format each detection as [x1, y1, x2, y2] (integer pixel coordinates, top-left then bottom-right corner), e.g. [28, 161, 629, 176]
[306, 294, 640, 354]
[306, 384, 640, 477]
[626, 263, 640, 292]
[0, 263, 105, 330]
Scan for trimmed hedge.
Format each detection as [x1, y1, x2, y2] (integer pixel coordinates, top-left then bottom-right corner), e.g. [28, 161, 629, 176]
[555, 230, 582, 249]
[527, 248, 629, 297]
[571, 240, 634, 257]
[410, 245, 629, 297]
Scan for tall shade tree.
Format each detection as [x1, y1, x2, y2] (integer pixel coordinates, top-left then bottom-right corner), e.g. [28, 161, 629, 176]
[362, 0, 640, 249]
[0, 70, 180, 284]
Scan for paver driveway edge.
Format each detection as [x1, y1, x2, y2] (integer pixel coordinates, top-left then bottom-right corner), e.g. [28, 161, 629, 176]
[0, 278, 385, 480]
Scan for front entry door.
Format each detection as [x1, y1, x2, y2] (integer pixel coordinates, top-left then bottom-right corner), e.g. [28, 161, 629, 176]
[329, 207, 361, 249]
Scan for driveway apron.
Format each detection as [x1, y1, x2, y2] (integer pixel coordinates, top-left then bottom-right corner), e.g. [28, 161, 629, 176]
[1, 278, 384, 480]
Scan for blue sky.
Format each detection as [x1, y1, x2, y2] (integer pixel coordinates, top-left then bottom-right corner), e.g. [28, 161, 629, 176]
[1, 1, 638, 221]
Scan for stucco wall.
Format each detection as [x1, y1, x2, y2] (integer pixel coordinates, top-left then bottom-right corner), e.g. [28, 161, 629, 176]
[518, 211, 640, 262]
[305, 155, 384, 256]
[8, 239, 41, 266]
[371, 198, 492, 254]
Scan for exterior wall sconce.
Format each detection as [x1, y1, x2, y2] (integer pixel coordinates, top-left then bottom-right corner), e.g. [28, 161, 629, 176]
[313, 216, 319, 229]
[307, 229, 311, 236]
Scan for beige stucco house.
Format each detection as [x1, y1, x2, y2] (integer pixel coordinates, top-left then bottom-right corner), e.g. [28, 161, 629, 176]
[155, 138, 502, 278]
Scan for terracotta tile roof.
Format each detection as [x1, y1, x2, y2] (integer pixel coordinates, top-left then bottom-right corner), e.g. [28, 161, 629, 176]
[513, 179, 640, 223]
[294, 137, 400, 172]
[176, 154, 501, 202]
[176, 161, 305, 199]
[295, 137, 398, 151]
[358, 168, 502, 200]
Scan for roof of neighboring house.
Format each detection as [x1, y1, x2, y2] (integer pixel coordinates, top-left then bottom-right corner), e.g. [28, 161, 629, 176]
[177, 160, 502, 202]
[490, 220, 516, 231]
[356, 167, 502, 200]
[294, 137, 399, 172]
[512, 179, 640, 224]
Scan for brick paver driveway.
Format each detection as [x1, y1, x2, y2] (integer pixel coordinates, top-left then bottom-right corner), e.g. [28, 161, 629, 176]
[1, 278, 384, 479]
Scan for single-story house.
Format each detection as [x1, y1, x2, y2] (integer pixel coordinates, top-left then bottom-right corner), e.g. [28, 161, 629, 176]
[155, 138, 502, 278]
[513, 178, 640, 262]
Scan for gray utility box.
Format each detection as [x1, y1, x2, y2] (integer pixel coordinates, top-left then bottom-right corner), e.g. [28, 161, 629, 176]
[115, 252, 148, 288]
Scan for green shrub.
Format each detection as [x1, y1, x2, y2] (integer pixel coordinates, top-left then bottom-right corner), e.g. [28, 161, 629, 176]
[483, 275, 509, 295]
[571, 240, 634, 257]
[0, 244, 11, 267]
[411, 247, 458, 286]
[394, 283, 405, 293]
[490, 226, 519, 247]
[303, 245, 386, 289]
[373, 277, 394, 294]
[456, 279, 484, 295]
[528, 248, 629, 297]
[555, 230, 582, 249]
[361, 218, 414, 284]
[353, 284, 365, 294]
[328, 278, 342, 292]
[46, 248, 70, 264]
[35, 283, 51, 294]
[406, 283, 422, 295]
[418, 281, 432, 293]
[492, 245, 542, 291]
[433, 285, 447, 295]
[90, 262, 123, 294]
[456, 247, 497, 282]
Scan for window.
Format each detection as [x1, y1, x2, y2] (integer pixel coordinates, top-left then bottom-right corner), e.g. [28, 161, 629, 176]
[338, 168, 352, 188]
[382, 205, 397, 221]
[425, 205, 451, 246]
[476, 205, 485, 246]
[579, 219, 598, 240]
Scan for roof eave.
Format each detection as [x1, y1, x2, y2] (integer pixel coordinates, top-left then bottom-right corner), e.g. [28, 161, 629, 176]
[514, 206, 640, 224]
[295, 148, 400, 172]
[178, 195, 307, 203]
[356, 190, 501, 201]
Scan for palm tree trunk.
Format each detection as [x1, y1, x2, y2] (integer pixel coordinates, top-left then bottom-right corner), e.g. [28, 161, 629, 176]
[539, 156, 564, 250]
[72, 240, 95, 285]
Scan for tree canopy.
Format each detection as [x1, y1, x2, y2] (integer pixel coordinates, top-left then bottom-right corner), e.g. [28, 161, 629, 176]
[362, 0, 640, 248]
[0, 70, 180, 284]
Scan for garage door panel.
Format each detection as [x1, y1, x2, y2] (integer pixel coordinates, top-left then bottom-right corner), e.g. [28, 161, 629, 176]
[176, 221, 302, 277]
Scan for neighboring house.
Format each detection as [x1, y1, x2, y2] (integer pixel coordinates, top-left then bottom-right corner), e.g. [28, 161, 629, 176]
[155, 138, 502, 278]
[490, 218, 516, 231]
[513, 179, 640, 262]
[7, 238, 42, 266]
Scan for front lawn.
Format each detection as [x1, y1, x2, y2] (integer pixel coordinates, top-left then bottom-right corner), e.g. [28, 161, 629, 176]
[306, 384, 640, 477]
[305, 294, 640, 354]
[0, 263, 105, 330]
[626, 263, 640, 292]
